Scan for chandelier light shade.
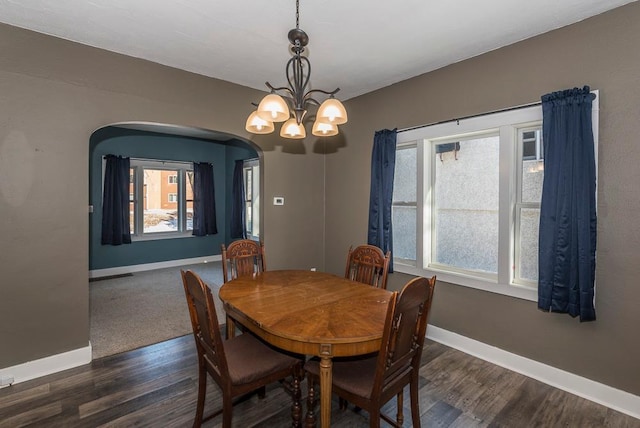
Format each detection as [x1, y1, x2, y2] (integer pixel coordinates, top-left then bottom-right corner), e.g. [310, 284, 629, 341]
[256, 94, 290, 122]
[317, 97, 348, 125]
[245, 111, 275, 134]
[280, 118, 306, 139]
[245, 0, 348, 139]
[311, 120, 338, 137]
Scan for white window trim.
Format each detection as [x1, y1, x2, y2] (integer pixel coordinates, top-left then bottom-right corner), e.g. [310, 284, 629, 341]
[395, 92, 599, 302]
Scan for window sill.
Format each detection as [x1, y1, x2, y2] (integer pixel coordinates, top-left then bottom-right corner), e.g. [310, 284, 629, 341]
[394, 263, 537, 302]
[131, 232, 195, 242]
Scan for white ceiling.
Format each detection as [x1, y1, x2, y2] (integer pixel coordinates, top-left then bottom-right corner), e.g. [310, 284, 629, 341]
[0, 0, 636, 100]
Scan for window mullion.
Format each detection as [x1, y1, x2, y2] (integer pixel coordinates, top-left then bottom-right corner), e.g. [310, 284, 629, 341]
[419, 139, 428, 270]
[178, 169, 185, 232]
[498, 125, 515, 285]
[135, 167, 144, 236]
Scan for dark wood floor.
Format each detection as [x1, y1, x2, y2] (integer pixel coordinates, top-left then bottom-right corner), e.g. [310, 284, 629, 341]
[1, 334, 638, 428]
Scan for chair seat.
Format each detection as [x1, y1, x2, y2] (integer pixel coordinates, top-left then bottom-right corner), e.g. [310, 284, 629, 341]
[304, 356, 377, 400]
[226, 333, 300, 385]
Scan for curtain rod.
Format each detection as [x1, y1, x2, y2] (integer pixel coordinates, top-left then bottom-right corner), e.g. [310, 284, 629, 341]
[398, 100, 542, 133]
[103, 156, 193, 166]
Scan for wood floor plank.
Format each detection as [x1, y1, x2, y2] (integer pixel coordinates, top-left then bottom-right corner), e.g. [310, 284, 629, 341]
[96, 386, 196, 428]
[453, 366, 527, 424]
[421, 399, 463, 427]
[0, 384, 50, 410]
[78, 370, 194, 418]
[0, 402, 62, 428]
[529, 388, 607, 427]
[487, 377, 553, 427]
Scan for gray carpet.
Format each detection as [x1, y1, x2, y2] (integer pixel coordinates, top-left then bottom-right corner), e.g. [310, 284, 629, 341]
[90, 261, 225, 359]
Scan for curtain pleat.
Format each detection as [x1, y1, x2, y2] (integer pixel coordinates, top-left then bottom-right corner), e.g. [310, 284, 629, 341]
[367, 129, 397, 272]
[101, 155, 131, 245]
[538, 86, 597, 321]
[192, 162, 218, 237]
[230, 160, 247, 239]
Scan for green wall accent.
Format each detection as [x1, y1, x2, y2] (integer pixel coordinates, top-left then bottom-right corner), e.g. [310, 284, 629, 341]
[89, 127, 256, 270]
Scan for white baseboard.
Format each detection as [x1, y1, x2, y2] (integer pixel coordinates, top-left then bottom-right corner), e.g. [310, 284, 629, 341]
[89, 254, 222, 279]
[0, 343, 92, 389]
[427, 325, 640, 420]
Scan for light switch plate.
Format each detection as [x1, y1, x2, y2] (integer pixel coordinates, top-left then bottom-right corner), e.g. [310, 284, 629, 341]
[273, 197, 285, 206]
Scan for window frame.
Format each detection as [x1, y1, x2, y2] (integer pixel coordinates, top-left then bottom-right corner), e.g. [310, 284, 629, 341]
[513, 125, 544, 287]
[243, 158, 260, 240]
[129, 159, 194, 241]
[394, 92, 599, 301]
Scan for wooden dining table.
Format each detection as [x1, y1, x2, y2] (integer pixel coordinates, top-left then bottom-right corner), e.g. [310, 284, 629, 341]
[218, 269, 393, 428]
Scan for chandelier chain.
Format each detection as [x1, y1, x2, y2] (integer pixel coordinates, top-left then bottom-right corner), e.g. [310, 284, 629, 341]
[295, 0, 299, 30]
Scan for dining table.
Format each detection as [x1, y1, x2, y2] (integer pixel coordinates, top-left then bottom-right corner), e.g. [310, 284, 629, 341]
[218, 269, 393, 428]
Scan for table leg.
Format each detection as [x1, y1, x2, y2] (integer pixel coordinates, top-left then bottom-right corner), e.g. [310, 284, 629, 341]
[226, 315, 235, 339]
[319, 356, 332, 428]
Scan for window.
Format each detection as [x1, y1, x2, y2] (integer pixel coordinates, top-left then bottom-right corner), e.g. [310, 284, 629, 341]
[243, 159, 260, 239]
[516, 127, 544, 285]
[432, 133, 500, 276]
[393, 94, 598, 301]
[392, 146, 417, 265]
[128, 159, 194, 239]
[522, 129, 543, 161]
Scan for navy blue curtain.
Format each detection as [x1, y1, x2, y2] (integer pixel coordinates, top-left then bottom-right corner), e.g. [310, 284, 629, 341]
[538, 86, 597, 321]
[367, 129, 397, 272]
[192, 162, 218, 237]
[230, 160, 247, 239]
[101, 155, 131, 245]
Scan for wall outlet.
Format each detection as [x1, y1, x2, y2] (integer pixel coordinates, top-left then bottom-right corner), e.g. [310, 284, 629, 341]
[273, 196, 285, 206]
[0, 375, 14, 386]
[310, 267, 316, 271]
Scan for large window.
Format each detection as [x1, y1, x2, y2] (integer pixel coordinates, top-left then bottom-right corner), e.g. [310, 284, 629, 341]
[129, 159, 194, 239]
[393, 96, 598, 300]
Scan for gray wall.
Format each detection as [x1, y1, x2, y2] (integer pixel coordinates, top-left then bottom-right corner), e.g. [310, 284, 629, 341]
[1, 2, 639, 399]
[0, 23, 325, 368]
[328, 3, 640, 396]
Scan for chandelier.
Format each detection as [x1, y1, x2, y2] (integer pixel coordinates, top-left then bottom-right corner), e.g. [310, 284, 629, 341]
[245, 0, 348, 139]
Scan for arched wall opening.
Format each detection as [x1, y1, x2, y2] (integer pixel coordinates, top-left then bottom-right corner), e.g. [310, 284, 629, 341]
[89, 121, 261, 275]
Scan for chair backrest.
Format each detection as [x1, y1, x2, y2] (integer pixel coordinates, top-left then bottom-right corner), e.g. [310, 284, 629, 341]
[181, 269, 229, 386]
[372, 275, 436, 396]
[344, 244, 391, 289]
[221, 239, 266, 283]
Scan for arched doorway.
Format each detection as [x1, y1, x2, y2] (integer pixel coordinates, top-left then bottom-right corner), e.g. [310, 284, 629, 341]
[88, 121, 261, 358]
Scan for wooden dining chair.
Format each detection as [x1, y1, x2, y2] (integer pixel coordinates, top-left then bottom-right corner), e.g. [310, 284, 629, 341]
[221, 239, 266, 282]
[344, 244, 391, 289]
[304, 275, 436, 428]
[181, 269, 303, 428]
[221, 239, 266, 338]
